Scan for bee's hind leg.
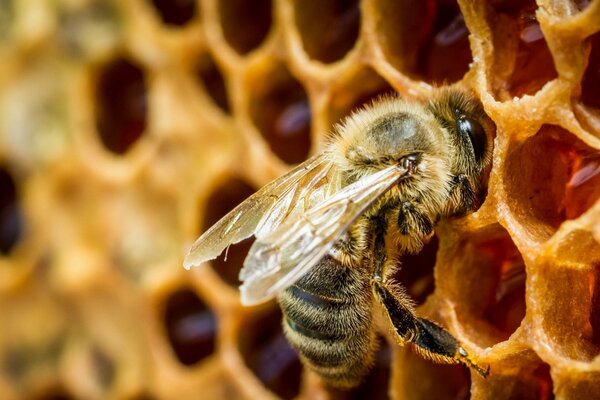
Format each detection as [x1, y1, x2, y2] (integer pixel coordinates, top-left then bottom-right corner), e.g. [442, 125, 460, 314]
[372, 278, 489, 378]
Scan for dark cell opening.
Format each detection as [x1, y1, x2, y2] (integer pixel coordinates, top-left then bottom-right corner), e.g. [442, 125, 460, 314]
[239, 309, 302, 400]
[34, 388, 75, 400]
[95, 58, 147, 154]
[293, 0, 360, 63]
[328, 68, 396, 126]
[581, 32, 600, 109]
[202, 178, 256, 286]
[219, 0, 272, 55]
[374, 0, 471, 84]
[197, 54, 230, 113]
[489, 0, 558, 98]
[392, 236, 438, 306]
[164, 288, 216, 366]
[0, 166, 22, 255]
[149, 0, 196, 26]
[249, 65, 311, 164]
[92, 346, 115, 388]
[505, 126, 600, 238]
[415, 0, 472, 84]
[478, 233, 527, 339]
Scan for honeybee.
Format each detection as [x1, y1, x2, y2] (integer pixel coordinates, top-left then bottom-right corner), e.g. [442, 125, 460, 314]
[184, 88, 494, 388]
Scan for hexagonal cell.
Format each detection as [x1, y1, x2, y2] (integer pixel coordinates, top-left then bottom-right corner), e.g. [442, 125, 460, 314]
[441, 225, 526, 343]
[392, 236, 438, 306]
[471, 357, 554, 400]
[579, 32, 600, 112]
[202, 178, 256, 286]
[534, 262, 600, 361]
[248, 64, 311, 164]
[196, 54, 230, 113]
[238, 308, 302, 400]
[0, 166, 23, 255]
[373, 0, 472, 84]
[163, 288, 216, 366]
[218, 0, 272, 55]
[505, 125, 600, 237]
[327, 68, 395, 126]
[149, 0, 197, 26]
[293, 0, 360, 64]
[94, 58, 147, 155]
[394, 348, 471, 400]
[488, 0, 558, 98]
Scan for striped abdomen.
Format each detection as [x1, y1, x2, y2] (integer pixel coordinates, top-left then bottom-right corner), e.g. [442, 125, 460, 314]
[277, 256, 376, 388]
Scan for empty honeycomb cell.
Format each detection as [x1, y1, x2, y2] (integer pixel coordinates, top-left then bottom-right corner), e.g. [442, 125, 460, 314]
[488, 0, 558, 98]
[238, 308, 302, 400]
[373, 0, 471, 84]
[0, 167, 22, 255]
[94, 57, 147, 155]
[248, 65, 311, 164]
[293, 0, 360, 64]
[149, 0, 197, 26]
[414, 0, 472, 84]
[196, 54, 230, 113]
[163, 288, 216, 366]
[472, 360, 554, 400]
[535, 262, 600, 361]
[202, 178, 256, 286]
[441, 225, 526, 342]
[218, 0, 272, 55]
[392, 236, 438, 306]
[394, 349, 471, 400]
[580, 32, 600, 108]
[504, 125, 594, 239]
[327, 68, 395, 126]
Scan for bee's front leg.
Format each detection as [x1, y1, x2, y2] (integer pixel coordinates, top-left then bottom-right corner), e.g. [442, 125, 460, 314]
[448, 174, 477, 215]
[397, 201, 433, 236]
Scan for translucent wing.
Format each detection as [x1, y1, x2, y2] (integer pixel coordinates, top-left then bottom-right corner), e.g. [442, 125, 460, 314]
[183, 153, 336, 269]
[240, 164, 408, 305]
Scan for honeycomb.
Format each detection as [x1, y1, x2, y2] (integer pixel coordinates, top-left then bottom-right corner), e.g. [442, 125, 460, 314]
[1, 0, 600, 399]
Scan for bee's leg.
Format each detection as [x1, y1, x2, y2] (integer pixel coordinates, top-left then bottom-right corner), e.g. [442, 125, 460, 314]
[397, 201, 433, 236]
[449, 174, 477, 214]
[372, 278, 490, 377]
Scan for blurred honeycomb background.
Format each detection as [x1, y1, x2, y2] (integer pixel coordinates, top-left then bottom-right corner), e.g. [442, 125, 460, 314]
[1, 0, 600, 399]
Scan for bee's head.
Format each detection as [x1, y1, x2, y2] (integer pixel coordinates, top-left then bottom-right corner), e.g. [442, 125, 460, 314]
[334, 97, 447, 182]
[427, 89, 495, 190]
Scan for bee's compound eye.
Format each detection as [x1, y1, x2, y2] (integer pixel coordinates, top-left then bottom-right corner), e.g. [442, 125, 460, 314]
[457, 117, 487, 163]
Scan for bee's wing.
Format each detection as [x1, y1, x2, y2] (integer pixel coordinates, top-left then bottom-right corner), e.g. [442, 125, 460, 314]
[240, 165, 408, 305]
[183, 153, 335, 269]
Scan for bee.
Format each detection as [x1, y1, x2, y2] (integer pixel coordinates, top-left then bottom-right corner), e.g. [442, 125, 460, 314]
[184, 88, 494, 388]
